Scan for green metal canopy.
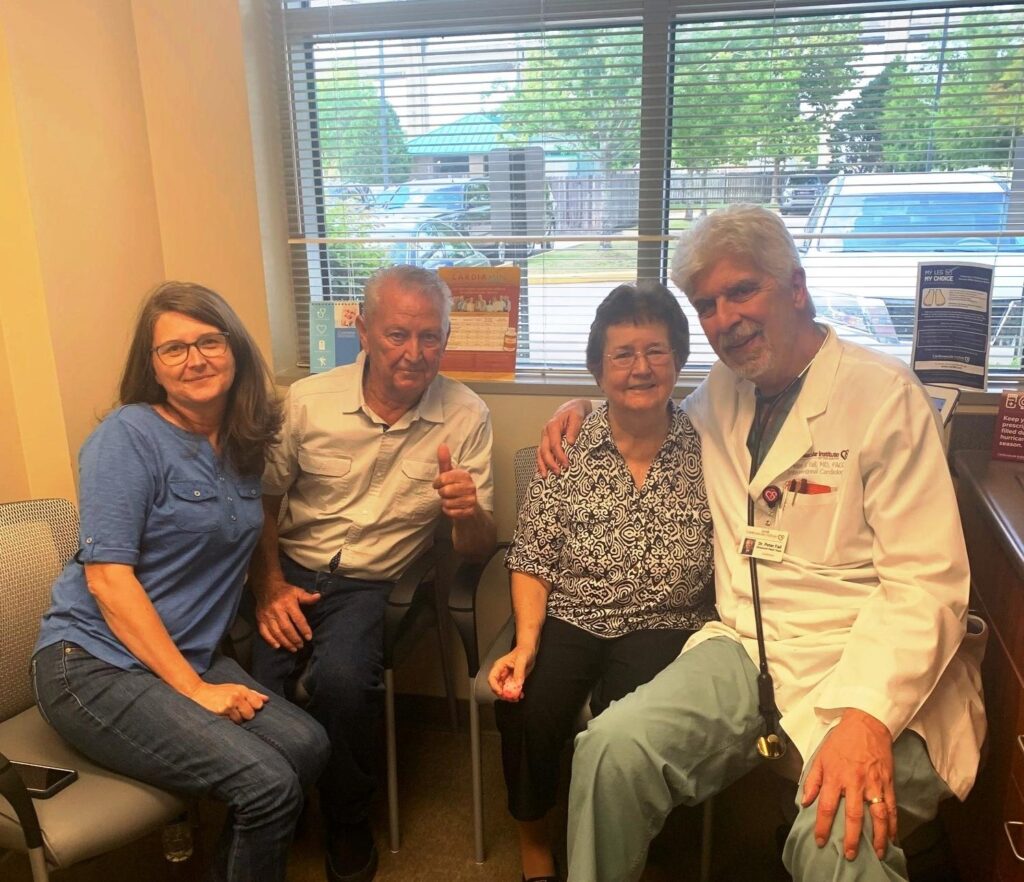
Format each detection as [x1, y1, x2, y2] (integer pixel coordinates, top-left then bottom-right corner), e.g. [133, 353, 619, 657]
[406, 113, 505, 156]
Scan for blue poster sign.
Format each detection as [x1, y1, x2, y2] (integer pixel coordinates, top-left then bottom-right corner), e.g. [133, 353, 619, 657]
[911, 262, 993, 390]
[309, 301, 361, 373]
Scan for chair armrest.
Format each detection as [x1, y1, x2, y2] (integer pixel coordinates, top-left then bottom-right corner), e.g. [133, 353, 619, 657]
[0, 751, 43, 850]
[386, 545, 438, 612]
[383, 545, 439, 666]
[448, 542, 509, 678]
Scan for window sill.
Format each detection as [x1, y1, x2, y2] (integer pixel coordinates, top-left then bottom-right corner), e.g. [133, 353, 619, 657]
[274, 368, 1003, 410]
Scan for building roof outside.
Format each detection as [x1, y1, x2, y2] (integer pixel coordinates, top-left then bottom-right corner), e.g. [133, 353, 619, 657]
[407, 112, 504, 156]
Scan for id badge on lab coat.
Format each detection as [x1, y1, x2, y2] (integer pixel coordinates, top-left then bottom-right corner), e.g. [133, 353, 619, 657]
[738, 526, 788, 562]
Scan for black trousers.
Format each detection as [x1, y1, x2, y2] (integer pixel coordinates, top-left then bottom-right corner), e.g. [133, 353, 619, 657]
[493, 616, 691, 821]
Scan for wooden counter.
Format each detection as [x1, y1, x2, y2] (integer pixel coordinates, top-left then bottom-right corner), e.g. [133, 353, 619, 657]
[948, 450, 1024, 882]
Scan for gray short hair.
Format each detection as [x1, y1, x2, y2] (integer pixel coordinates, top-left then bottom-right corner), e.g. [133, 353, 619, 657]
[363, 265, 452, 329]
[670, 204, 803, 297]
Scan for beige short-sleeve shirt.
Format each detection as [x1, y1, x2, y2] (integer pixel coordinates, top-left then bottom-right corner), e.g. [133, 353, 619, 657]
[264, 354, 494, 580]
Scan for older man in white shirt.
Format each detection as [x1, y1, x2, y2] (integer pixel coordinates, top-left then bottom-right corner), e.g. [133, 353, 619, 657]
[250, 265, 495, 882]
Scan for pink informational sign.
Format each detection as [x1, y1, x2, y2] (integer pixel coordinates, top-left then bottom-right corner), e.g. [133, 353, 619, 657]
[992, 390, 1024, 462]
[438, 266, 520, 380]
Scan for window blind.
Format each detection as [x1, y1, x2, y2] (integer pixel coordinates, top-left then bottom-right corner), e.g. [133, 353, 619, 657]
[275, 0, 1024, 380]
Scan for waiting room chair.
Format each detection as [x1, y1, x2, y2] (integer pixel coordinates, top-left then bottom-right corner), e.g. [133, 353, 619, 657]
[449, 447, 714, 877]
[232, 530, 459, 855]
[0, 498, 186, 882]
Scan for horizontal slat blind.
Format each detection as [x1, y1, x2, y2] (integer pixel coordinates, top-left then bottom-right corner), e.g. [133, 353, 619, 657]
[277, 0, 1024, 379]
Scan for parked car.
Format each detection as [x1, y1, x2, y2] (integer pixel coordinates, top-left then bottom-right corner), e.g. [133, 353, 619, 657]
[382, 220, 491, 269]
[374, 177, 501, 261]
[374, 176, 555, 262]
[801, 171, 1024, 360]
[814, 293, 900, 346]
[780, 173, 825, 214]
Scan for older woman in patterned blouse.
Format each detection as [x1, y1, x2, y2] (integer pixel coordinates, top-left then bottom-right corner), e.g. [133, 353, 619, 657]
[489, 281, 716, 882]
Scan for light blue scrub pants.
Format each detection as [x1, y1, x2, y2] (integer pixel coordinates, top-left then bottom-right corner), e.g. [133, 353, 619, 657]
[567, 637, 952, 882]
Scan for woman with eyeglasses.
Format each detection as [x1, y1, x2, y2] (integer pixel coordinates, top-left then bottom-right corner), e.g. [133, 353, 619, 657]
[32, 282, 330, 882]
[489, 281, 715, 882]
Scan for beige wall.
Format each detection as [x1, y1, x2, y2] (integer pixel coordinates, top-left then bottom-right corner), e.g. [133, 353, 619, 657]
[132, 0, 273, 356]
[0, 21, 74, 503]
[0, 0, 273, 502]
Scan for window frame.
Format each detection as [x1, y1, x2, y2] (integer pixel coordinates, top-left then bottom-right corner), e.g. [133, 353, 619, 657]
[276, 0, 1024, 385]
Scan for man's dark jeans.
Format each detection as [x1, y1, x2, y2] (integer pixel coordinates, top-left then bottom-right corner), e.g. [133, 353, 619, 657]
[249, 555, 392, 829]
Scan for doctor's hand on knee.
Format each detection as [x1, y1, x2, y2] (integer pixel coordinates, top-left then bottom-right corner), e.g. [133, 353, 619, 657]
[801, 708, 897, 862]
[488, 646, 537, 702]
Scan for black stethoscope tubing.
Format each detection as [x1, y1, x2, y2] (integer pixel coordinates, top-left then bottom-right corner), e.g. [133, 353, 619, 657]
[746, 389, 795, 760]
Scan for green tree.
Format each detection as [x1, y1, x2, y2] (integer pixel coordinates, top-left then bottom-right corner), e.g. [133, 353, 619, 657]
[314, 61, 401, 298]
[830, 60, 901, 173]
[497, 29, 643, 172]
[324, 200, 387, 299]
[875, 12, 1024, 171]
[988, 45, 1024, 129]
[673, 18, 860, 202]
[316, 61, 410, 187]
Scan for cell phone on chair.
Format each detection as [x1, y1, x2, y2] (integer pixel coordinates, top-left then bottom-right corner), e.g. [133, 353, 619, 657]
[11, 761, 78, 799]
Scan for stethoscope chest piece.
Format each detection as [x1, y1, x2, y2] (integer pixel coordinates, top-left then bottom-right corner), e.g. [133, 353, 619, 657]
[757, 733, 786, 760]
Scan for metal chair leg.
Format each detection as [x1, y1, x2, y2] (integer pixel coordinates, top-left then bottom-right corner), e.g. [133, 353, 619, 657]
[700, 796, 713, 882]
[384, 669, 399, 853]
[432, 580, 459, 732]
[0, 754, 49, 881]
[469, 683, 485, 863]
[28, 848, 49, 882]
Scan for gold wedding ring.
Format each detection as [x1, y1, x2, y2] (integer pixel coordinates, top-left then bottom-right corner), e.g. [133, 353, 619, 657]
[866, 796, 885, 805]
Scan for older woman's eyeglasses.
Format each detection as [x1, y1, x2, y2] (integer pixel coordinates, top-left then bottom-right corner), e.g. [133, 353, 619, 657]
[152, 332, 230, 366]
[605, 347, 674, 370]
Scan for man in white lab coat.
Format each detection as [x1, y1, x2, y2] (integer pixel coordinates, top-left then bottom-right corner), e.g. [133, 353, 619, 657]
[541, 204, 986, 881]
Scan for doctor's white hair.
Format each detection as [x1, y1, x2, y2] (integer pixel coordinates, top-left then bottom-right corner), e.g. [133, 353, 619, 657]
[670, 204, 814, 318]
[363, 265, 452, 331]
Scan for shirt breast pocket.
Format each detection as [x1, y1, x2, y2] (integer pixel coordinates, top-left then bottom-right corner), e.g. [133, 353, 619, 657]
[297, 451, 353, 512]
[168, 480, 221, 533]
[399, 459, 440, 519]
[237, 479, 264, 529]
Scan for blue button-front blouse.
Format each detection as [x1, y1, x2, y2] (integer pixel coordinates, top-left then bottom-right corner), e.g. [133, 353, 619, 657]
[35, 405, 263, 674]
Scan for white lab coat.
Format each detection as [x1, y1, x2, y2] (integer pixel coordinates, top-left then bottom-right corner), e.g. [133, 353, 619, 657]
[683, 326, 986, 800]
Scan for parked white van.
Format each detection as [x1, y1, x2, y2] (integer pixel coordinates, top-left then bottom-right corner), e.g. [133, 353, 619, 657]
[800, 172, 1024, 365]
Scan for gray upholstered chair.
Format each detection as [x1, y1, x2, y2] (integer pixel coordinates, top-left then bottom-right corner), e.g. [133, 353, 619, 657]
[0, 498, 186, 882]
[449, 447, 713, 878]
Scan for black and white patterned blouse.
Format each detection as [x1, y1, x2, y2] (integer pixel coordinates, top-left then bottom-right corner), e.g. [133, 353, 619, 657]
[505, 403, 715, 637]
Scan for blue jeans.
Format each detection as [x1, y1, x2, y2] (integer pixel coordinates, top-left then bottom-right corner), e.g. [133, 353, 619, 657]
[248, 555, 392, 828]
[32, 641, 330, 882]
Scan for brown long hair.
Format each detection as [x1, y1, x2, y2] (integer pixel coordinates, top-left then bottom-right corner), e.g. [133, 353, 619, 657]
[119, 281, 282, 477]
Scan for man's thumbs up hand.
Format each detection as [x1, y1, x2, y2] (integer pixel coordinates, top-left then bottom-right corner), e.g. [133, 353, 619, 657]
[433, 443, 478, 519]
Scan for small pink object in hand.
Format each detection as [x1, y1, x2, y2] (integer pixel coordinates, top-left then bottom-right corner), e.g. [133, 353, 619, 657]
[501, 679, 523, 701]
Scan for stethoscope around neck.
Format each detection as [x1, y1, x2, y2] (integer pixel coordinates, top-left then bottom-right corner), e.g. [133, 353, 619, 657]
[745, 383, 803, 762]
[745, 330, 828, 760]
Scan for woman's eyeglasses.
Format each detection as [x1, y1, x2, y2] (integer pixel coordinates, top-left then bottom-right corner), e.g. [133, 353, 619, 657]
[604, 347, 674, 370]
[152, 332, 230, 366]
